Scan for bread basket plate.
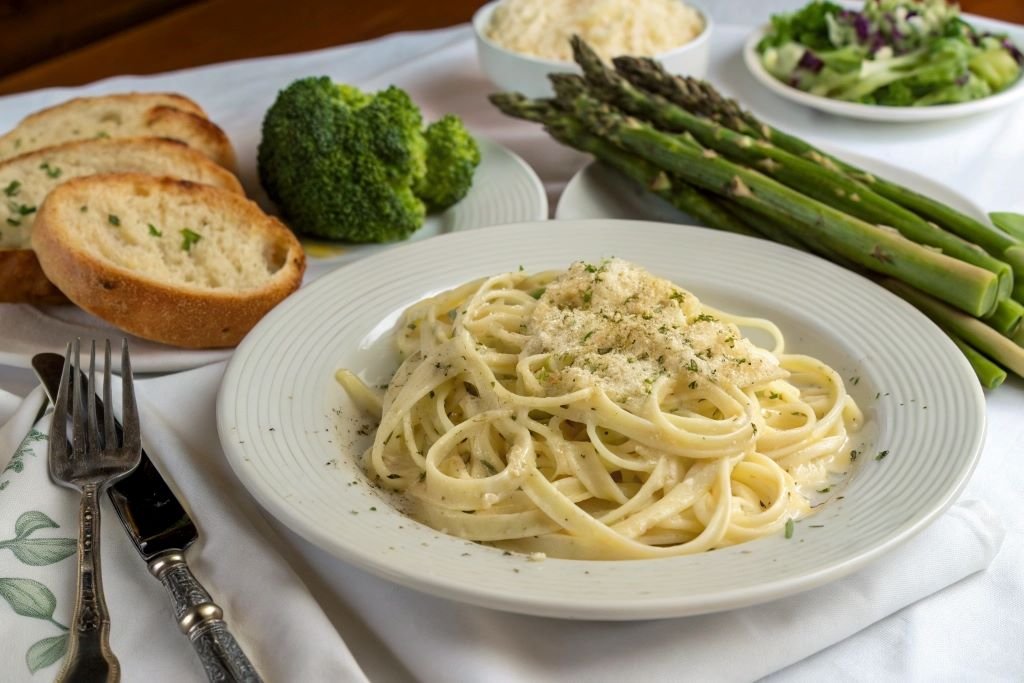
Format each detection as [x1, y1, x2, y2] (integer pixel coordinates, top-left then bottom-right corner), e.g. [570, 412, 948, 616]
[742, 21, 1024, 123]
[0, 138, 545, 373]
[218, 219, 984, 620]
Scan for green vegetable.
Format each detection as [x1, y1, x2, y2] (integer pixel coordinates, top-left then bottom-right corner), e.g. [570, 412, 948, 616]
[613, 56, 1024, 284]
[416, 115, 482, 212]
[569, 37, 1012, 298]
[3, 180, 20, 197]
[885, 279, 1024, 378]
[180, 228, 202, 252]
[147, 223, 162, 237]
[755, 0, 1022, 107]
[566, 93, 999, 316]
[107, 214, 120, 226]
[949, 333, 1006, 389]
[990, 212, 1024, 242]
[258, 76, 480, 243]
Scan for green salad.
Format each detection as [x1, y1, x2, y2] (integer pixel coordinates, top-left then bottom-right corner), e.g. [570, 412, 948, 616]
[756, 0, 1023, 106]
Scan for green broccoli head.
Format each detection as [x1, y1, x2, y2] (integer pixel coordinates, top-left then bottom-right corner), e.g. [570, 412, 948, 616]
[416, 115, 482, 213]
[258, 77, 476, 243]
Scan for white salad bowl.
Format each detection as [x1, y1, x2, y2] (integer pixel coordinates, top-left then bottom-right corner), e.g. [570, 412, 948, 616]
[473, 0, 712, 98]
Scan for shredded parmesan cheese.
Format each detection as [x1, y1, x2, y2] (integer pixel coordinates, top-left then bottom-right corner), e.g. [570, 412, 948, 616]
[485, 0, 704, 62]
[523, 259, 783, 407]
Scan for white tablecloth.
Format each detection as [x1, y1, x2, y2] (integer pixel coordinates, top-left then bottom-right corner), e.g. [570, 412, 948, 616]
[1, 1, 1023, 680]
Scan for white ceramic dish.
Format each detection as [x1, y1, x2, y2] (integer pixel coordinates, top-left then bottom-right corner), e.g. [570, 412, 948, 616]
[218, 219, 985, 620]
[0, 138, 546, 373]
[473, 0, 712, 98]
[743, 23, 1024, 122]
[556, 147, 988, 224]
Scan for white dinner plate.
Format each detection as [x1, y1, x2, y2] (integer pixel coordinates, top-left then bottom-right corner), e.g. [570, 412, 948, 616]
[556, 147, 987, 224]
[743, 22, 1024, 122]
[0, 138, 546, 373]
[218, 219, 985, 620]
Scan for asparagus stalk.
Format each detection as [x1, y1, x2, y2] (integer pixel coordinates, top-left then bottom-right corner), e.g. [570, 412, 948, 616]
[564, 39, 1014, 299]
[948, 333, 1007, 389]
[565, 93, 1000, 316]
[983, 298, 1024, 337]
[488, 94, 760, 239]
[990, 212, 1024, 242]
[613, 54, 1024, 282]
[884, 279, 1024, 378]
[717, 203, 816, 252]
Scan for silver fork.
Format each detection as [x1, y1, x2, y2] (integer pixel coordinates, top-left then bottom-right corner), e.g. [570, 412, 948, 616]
[48, 339, 141, 683]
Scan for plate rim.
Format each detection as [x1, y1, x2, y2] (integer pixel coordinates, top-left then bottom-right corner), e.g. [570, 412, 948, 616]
[217, 218, 987, 620]
[742, 24, 1024, 122]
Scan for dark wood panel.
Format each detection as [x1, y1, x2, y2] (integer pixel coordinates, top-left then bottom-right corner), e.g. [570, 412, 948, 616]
[0, 0, 197, 78]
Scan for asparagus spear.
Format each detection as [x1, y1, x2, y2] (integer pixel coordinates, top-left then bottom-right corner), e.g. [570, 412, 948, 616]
[564, 39, 1014, 298]
[990, 212, 1024, 242]
[564, 93, 1000, 316]
[948, 333, 1007, 389]
[983, 298, 1024, 337]
[884, 279, 1024, 377]
[613, 55, 1024, 281]
[488, 94, 760, 239]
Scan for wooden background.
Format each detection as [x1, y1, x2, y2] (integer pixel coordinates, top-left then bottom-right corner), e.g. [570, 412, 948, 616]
[0, 0, 1021, 96]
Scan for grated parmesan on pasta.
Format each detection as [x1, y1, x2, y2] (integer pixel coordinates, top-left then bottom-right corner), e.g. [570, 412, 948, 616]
[485, 0, 705, 62]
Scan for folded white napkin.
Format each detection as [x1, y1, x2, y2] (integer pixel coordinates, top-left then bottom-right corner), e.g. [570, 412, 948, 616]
[4, 362, 996, 682]
[0, 381, 367, 682]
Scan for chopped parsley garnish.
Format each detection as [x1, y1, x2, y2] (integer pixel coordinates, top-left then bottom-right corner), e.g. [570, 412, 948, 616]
[669, 290, 686, 303]
[784, 518, 795, 539]
[582, 329, 596, 342]
[6, 218, 19, 227]
[14, 203, 35, 216]
[108, 214, 120, 226]
[530, 287, 546, 299]
[79, 205, 87, 213]
[818, 487, 831, 493]
[180, 227, 202, 252]
[687, 359, 699, 373]
[39, 162, 62, 178]
[695, 313, 717, 322]
[875, 449, 889, 461]
[582, 287, 593, 305]
[148, 223, 162, 237]
[768, 391, 781, 400]
[3, 180, 20, 197]
[688, 380, 698, 390]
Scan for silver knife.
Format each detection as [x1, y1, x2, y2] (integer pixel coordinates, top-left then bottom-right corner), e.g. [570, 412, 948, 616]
[33, 353, 262, 683]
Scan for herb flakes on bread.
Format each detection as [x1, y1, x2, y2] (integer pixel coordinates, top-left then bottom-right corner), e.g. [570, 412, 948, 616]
[31, 174, 305, 348]
[0, 137, 243, 304]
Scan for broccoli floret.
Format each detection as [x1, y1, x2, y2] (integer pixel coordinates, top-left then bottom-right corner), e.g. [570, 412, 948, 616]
[416, 115, 481, 213]
[257, 76, 479, 243]
[970, 47, 1021, 92]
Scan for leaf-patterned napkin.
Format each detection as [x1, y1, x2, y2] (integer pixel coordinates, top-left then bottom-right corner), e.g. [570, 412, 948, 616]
[0, 377, 368, 682]
[0, 391, 75, 675]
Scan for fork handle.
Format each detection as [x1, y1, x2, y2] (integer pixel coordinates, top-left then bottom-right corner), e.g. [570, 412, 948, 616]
[148, 551, 263, 682]
[59, 484, 120, 683]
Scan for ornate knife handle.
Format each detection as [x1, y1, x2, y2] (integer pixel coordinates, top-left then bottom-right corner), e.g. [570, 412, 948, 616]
[148, 552, 262, 683]
[60, 484, 120, 682]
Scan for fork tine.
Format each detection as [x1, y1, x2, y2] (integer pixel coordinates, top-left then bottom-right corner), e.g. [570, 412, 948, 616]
[71, 338, 86, 459]
[120, 339, 141, 455]
[87, 340, 100, 453]
[48, 342, 72, 470]
[102, 339, 116, 447]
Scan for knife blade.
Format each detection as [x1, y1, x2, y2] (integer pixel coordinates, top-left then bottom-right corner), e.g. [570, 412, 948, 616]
[33, 352, 262, 683]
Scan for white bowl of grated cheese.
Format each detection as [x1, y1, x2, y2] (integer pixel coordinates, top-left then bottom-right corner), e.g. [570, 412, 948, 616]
[473, 0, 712, 98]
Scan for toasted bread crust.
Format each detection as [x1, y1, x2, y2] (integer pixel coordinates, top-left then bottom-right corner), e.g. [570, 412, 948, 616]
[0, 250, 67, 304]
[145, 106, 237, 171]
[32, 174, 305, 348]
